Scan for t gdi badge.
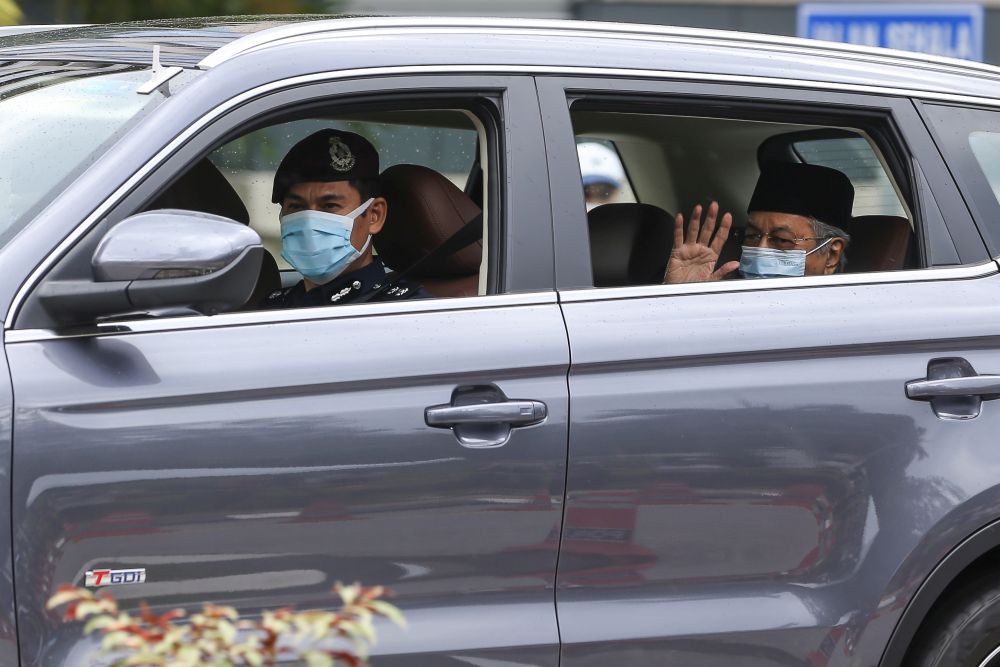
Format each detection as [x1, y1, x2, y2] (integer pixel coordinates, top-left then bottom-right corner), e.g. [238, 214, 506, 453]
[85, 568, 146, 587]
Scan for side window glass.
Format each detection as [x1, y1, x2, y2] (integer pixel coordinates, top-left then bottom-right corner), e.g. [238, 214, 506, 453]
[571, 105, 919, 288]
[147, 106, 493, 312]
[923, 104, 1000, 255]
[787, 136, 907, 217]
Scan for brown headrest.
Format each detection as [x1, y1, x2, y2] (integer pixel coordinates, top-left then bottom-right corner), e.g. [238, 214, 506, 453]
[147, 158, 250, 224]
[839, 215, 912, 272]
[375, 164, 482, 277]
[588, 203, 674, 286]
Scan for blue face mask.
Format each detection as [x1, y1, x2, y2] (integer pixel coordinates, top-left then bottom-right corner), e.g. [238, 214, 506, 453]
[280, 198, 374, 284]
[739, 238, 833, 279]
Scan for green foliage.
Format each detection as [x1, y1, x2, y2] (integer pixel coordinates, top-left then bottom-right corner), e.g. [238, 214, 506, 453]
[47, 582, 405, 667]
[52, 0, 335, 23]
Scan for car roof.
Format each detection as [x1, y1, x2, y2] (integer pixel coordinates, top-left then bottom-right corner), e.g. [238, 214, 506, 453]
[1, 15, 998, 103]
[0, 16, 345, 68]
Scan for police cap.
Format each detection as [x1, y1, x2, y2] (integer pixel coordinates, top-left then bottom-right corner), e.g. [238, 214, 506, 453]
[272, 129, 380, 203]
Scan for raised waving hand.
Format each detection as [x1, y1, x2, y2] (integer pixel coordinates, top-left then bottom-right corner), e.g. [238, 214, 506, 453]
[663, 201, 740, 284]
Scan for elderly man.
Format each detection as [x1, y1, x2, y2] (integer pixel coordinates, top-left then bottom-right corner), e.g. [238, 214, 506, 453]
[664, 161, 852, 284]
[262, 128, 430, 309]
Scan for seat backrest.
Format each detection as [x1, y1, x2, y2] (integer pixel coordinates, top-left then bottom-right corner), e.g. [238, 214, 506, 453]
[145, 158, 279, 309]
[146, 158, 251, 224]
[376, 164, 483, 298]
[587, 203, 674, 287]
[839, 215, 912, 273]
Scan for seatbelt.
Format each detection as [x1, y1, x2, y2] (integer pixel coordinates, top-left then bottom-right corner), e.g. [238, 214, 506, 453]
[354, 212, 483, 303]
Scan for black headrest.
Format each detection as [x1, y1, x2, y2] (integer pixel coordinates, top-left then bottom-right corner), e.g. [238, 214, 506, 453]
[147, 158, 250, 225]
[588, 203, 674, 287]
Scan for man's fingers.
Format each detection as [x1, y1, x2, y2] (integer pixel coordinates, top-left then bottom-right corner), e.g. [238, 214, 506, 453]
[697, 201, 718, 245]
[711, 261, 741, 281]
[710, 211, 733, 253]
[673, 212, 685, 250]
[686, 204, 702, 244]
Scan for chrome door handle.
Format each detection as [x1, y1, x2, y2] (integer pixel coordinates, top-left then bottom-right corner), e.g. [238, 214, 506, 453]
[425, 401, 547, 427]
[906, 358, 1000, 420]
[906, 375, 1000, 399]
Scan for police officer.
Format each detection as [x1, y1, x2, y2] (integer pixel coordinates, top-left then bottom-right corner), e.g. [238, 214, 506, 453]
[262, 128, 430, 309]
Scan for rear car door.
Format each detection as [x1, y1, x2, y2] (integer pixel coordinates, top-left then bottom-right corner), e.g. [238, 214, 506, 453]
[7, 74, 568, 667]
[539, 75, 1000, 666]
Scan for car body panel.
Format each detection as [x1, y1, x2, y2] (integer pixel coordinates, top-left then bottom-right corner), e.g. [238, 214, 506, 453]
[9, 300, 568, 667]
[556, 271, 1000, 666]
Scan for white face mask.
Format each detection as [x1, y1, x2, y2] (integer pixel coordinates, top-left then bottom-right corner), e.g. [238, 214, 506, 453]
[739, 238, 833, 279]
[279, 198, 374, 285]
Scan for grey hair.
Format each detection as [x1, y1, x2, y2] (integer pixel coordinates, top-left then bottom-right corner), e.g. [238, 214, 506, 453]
[808, 217, 851, 272]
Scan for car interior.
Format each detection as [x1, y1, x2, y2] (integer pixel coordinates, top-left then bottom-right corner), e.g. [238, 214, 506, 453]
[138, 106, 492, 310]
[572, 109, 919, 287]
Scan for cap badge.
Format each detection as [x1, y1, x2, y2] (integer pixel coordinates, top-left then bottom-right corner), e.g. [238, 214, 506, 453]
[329, 137, 356, 172]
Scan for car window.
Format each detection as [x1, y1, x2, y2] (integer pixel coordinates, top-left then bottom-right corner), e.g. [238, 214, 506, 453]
[0, 62, 197, 244]
[922, 103, 1000, 255]
[142, 105, 493, 310]
[788, 136, 907, 217]
[570, 106, 918, 287]
[210, 113, 480, 271]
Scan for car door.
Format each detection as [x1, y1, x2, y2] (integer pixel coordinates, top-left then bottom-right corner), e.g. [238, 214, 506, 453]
[539, 75, 1000, 666]
[6, 74, 568, 667]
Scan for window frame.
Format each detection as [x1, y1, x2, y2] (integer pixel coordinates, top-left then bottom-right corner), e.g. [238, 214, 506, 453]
[12, 73, 553, 331]
[918, 101, 1000, 259]
[535, 75, 987, 292]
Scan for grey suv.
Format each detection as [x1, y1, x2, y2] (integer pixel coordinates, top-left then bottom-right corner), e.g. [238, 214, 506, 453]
[2, 15, 1000, 667]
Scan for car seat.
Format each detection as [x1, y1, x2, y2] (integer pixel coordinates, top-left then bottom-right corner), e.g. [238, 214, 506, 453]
[145, 158, 280, 308]
[587, 203, 674, 287]
[840, 215, 912, 272]
[376, 163, 483, 298]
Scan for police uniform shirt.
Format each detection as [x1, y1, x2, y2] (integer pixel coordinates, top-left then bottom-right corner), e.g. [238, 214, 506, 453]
[262, 257, 431, 309]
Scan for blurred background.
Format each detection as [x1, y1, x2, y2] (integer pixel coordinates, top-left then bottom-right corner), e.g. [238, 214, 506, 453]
[2, 1, 998, 65]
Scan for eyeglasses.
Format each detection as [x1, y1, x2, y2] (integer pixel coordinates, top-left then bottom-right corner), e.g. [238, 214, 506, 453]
[737, 229, 829, 251]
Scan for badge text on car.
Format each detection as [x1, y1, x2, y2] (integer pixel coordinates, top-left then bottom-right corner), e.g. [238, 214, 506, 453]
[84, 568, 146, 587]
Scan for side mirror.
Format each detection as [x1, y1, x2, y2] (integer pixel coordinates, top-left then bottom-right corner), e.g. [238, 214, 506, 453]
[39, 210, 264, 326]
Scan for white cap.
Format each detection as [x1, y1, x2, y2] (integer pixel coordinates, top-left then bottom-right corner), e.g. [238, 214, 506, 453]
[577, 141, 626, 187]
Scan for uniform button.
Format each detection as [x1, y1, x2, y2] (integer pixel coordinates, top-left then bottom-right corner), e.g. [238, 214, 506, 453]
[352, 281, 361, 289]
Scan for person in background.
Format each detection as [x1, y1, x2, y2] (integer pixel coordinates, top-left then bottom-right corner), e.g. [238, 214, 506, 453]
[577, 141, 627, 211]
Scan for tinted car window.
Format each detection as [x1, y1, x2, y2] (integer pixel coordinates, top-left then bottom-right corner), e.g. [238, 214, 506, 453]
[570, 107, 917, 287]
[922, 103, 1000, 255]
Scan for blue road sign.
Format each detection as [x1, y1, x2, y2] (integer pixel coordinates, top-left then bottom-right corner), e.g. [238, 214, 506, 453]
[798, 3, 984, 61]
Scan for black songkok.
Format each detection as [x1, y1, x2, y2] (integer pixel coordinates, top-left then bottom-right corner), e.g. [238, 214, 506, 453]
[748, 161, 854, 228]
[272, 129, 380, 203]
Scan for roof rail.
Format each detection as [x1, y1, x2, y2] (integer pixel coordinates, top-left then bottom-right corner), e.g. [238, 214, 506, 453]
[198, 15, 1000, 82]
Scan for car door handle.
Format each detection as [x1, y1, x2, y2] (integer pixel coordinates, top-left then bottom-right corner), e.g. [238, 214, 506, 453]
[906, 375, 1000, 399]
[906, 357, 1000, 420]
[425, 400, 547, 426]
[425, 384, 548, 449]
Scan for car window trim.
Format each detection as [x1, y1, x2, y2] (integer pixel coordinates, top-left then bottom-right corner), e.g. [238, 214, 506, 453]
[9, 63, 1000, 331]
[4, 291, 557, 343]
[555, 260, 997, 304]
